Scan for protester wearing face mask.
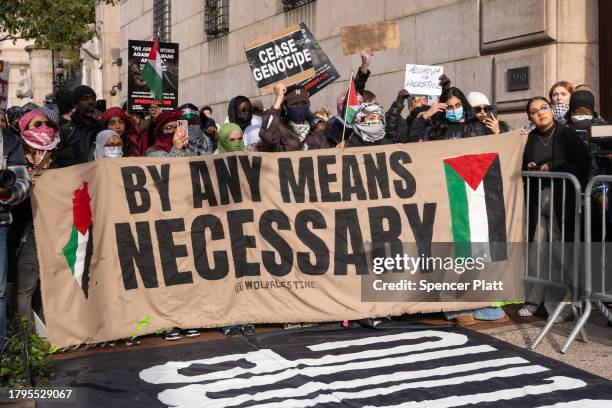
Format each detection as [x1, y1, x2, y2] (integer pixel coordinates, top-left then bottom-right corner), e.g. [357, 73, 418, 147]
[411, 86, 487, 141]
[549, 81, 574, 124]
[467, 92, 510, 135]
[92, 130, 123, 160]
[258, 83, 328, 152]
[146, 111, 193, 157]
[178, 104, 213, 156]
[215, 123, 245, 154]
[100, 107, 147, 157]
[8, 108, 62, 336]
[347, 103, 392, 147]
[324, 49, 373, 147]
[227, 96, 253, 132]
[57, 85, 103, 166]
[386, 76, 452, 143]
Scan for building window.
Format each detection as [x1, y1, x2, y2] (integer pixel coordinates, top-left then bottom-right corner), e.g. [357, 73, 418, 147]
[153, 0, 171, 41]
[205, 0, 229, 39]
[281, 0, 316, 12]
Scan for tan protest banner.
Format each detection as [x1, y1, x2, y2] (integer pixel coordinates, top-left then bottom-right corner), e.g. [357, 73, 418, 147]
[340, 21, 400, 55]
[32, 133, 526, 348]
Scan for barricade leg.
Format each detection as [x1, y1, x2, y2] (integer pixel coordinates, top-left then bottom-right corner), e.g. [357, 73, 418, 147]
[561, 299, 592, 353]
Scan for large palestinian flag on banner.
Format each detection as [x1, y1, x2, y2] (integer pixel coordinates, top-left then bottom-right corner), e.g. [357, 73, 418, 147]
[62, 182, 93, 298]
[444, 153, 507, 262]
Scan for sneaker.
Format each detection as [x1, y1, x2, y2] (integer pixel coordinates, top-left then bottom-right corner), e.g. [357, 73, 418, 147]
[183, 329, 200, 338]
[221, 326, 242, 337]
[240, 324, 256, 336]
[518, 304, 538, 317]
[125, 337, 141, 346]
[163, 328, 182, 341]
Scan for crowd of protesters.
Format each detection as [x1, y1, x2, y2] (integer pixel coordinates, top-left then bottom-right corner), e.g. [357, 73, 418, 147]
[0, 47, 609, 348]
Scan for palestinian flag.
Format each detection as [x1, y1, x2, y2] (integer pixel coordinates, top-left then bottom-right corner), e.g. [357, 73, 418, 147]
[62, 182, 93, 298]
[142, 36, 163, 101]
[344, 76, 359, 124]
[443, 153, 507, 262]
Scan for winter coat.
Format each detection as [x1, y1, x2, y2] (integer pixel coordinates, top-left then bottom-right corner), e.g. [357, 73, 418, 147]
[258, 108, 329, 152]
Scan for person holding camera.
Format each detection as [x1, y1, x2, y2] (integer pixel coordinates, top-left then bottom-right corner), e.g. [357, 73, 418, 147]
[0, 126, 31, 346]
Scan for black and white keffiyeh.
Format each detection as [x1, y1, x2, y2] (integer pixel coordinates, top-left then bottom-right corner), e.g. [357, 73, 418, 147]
[352, 102, 386, 142]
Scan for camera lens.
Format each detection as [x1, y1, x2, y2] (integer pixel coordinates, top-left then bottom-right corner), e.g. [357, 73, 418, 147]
[0, 169, 16, 189]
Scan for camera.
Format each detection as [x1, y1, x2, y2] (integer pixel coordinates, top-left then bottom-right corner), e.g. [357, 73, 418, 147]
[0, 168, 16, 189]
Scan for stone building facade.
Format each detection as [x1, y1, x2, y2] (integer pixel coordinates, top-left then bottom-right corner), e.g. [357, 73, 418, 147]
[101, 0, 605, 129]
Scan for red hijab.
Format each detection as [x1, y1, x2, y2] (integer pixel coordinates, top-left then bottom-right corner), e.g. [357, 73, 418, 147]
[101, 107, 147, 156]
[152, 111, 180, 152]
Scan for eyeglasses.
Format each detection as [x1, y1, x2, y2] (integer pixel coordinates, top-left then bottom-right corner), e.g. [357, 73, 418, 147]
[473, 105, 492, 113]
[105, 143, 123, 148]
[31, 120, 57, 129]
[529, 104, 551, 116]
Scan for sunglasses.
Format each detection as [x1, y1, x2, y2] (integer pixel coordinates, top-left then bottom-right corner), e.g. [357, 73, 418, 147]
[473, 105, 492, 113]
[31, 120, 57, 129]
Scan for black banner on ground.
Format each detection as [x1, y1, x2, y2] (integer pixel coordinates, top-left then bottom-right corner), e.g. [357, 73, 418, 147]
[127, 40, 179, 113]
[46, 324, 612, 407]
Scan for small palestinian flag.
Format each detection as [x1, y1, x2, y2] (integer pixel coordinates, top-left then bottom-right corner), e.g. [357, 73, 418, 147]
[62, 182, 93, 298]
[344, 76, 359, 124]
[443, 153, 507, 261]
[142, 36, 163, 101]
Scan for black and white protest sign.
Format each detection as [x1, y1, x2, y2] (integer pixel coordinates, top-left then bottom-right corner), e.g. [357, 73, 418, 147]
[244, 25, 315, 95]
[295, 23, 340, 96]
[404, 64, 444, 96]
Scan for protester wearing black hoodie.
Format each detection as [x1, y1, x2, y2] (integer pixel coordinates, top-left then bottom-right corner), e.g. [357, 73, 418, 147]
[227, 95, 253, 131]
[56, 85, 102, 166]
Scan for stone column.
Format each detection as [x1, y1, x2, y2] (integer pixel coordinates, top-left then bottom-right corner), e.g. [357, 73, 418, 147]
[25, 46, 53, 106]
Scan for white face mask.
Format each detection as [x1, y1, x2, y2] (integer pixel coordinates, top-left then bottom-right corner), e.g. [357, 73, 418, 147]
[571, 114, 593, 122]
[104, 146, 123, 158]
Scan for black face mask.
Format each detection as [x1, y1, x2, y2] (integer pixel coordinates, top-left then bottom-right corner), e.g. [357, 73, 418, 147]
[572, 119, 592, 130]
[238, 111, 251, 122]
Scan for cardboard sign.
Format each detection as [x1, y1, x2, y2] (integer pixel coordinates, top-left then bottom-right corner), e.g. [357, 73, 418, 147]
[244, 25, 315, 95]
[0, 60, 9, 110]
[295, 23, 340, 97]
[340, 21, 400, 55]
[404, 64, 444, 96]
[127, 40, 179, 113]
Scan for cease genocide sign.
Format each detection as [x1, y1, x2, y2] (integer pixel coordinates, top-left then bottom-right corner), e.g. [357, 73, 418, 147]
[32, 133, 526, 347]
[245, 25, 315, 95]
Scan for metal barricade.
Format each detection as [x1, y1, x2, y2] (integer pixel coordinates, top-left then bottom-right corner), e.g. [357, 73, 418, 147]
[563, 175, 612, 353]
[521, 171, 587, 352]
